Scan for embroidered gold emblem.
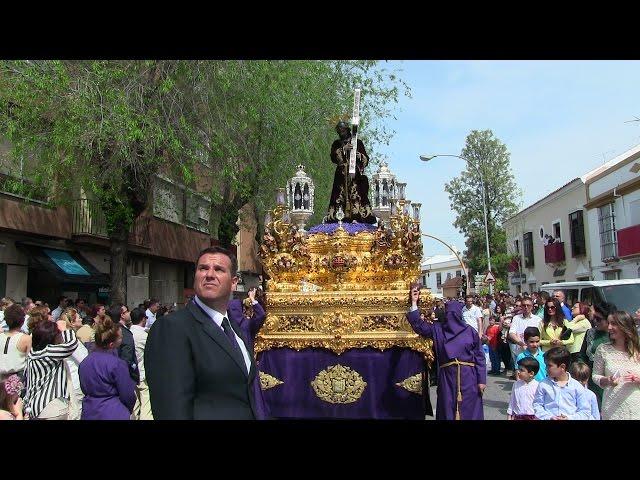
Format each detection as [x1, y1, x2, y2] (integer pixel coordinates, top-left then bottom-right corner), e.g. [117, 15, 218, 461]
[259, 372, 284, 390]
[395, 373, 423, 395]
[311, 364, 367, 404]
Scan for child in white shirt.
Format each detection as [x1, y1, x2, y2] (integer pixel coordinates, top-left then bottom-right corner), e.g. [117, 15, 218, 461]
[507, 356, 540, 420]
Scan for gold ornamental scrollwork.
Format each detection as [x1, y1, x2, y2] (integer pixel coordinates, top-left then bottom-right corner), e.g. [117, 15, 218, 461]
[259, 372, 284, 391]
[395, 373, 423, 395]
[315, 312, 361, 336]
[311, 365, 367, 404]
[256, 337, 434, 360]
[260, 204, 423, 293]
[256, 201, 434, 362]
[362, 315, 402, 331]
[279, 315, 314, 332]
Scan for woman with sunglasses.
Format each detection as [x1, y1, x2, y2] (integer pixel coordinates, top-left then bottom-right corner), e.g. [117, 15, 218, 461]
[582, 303, 615, 407]
[539, 298, 574, 352]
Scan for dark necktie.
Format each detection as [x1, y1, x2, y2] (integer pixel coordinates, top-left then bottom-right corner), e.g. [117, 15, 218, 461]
[221, 316, 242, 355]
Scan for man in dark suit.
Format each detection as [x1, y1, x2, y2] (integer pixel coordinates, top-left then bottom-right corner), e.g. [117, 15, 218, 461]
[145, 246, 261, 420]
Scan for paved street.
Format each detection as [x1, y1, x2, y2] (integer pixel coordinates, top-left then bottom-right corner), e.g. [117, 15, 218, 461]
[426, 355, 514, 420]
[480, 371, 514, 420]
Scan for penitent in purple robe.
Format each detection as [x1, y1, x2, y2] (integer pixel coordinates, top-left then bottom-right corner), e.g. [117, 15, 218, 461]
[79, 349, 137, 420]
[228, 299, 270, 420]
[406, 301, 486, 420]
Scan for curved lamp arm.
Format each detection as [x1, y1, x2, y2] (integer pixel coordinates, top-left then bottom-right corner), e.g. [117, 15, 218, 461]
[421, 233, 468, 282]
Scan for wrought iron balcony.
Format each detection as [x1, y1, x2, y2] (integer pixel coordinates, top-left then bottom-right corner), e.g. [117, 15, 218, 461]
[71, 199, 150, 247]
[72, 198, 107, 238]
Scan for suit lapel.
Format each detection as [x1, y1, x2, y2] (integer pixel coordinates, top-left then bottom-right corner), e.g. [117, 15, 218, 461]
[187, 301, 248, 379]
[227, 310, 258, 384]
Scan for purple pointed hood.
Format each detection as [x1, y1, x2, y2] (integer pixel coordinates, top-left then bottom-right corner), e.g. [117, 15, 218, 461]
[442, 301, 471, 359]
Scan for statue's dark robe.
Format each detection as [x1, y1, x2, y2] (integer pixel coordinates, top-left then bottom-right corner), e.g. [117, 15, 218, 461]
[325, 136, 376, 224]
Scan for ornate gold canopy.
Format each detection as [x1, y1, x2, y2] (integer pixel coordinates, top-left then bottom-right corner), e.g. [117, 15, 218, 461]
[256, 201, 434, 362]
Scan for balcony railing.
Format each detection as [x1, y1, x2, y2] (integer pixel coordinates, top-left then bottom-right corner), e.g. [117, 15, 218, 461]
[72, 199, 150, 247]
[544, 241, 566, 264]
[72, 199, 108, 237]
[617, 224, 640, 258]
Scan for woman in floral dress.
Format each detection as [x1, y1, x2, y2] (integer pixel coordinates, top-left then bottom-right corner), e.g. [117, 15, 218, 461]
[592, 311, 640, 420]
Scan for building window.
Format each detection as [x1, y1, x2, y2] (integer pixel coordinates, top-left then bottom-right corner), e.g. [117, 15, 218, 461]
[603, 270, 620, 280]
[153, 176, 211, 232]
[514, 239, 520, 254]
[134, 260, 145, 276]
[553, 221, 562, 242]
[456, 270, 462, 277]
[523, 232, 534, 268]
[153, 177, 185, 224]
[185, 192, 210, 234]
[569, 210, 586, 257]
[630, 199, 640, 226]
[446, 272, 452, 281]
[598, 203, 617, 260]
[436, 273, 442, 289]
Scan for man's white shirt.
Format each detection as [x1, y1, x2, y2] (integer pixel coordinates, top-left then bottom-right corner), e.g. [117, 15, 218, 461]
[20, 315, 30, 333]
[509, 313, 542, 341]
[145, 308, 157, 330]
[193, 296, 251, 374]
[130, 324, 148, 383]
[51, 306, 64, 321]
[462, 305, 483, 332]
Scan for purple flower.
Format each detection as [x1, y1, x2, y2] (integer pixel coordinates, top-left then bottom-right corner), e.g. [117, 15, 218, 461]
[308, 222, 377, 236]
[3, 374, 23, 396]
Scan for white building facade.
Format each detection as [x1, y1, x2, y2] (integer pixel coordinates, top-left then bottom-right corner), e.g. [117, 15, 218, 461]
[421, 251, 464, 298]
[584, 145, 640, 280]
[503, 144, 640, 295]
[503, 178, 591, 295]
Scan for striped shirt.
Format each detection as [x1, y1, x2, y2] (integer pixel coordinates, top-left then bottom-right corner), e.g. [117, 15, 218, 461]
[24, 329, 78, 418]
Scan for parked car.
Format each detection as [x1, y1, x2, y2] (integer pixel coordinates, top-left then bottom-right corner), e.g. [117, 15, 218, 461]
[540, 279, 640, 314]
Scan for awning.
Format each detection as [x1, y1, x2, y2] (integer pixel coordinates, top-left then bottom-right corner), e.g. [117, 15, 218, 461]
[17, 243, 110, 287]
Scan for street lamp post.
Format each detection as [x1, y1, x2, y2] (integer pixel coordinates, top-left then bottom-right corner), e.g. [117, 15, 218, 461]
[419, 154, 493, 294]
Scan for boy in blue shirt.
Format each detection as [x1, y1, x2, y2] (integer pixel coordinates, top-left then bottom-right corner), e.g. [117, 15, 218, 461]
[533, 346, 592, 420]
[516, 326, 546, 381]
[569, 361, 600, 420]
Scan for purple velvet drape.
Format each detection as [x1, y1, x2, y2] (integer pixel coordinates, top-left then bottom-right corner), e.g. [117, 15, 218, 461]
[258, 347, 428, 419]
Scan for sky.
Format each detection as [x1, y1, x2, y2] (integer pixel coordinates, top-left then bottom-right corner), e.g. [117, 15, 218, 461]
[374, 60, 640, 260]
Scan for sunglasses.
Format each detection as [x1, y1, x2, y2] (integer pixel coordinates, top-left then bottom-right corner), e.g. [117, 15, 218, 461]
[546, 305, 556, 310]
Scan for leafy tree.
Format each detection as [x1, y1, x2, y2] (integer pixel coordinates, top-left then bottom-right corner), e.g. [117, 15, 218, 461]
[182, 60, 410, 237]
[0, 60, 409, 304]
[0, 60, 202, 304]
[444, 130, 520, 284]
